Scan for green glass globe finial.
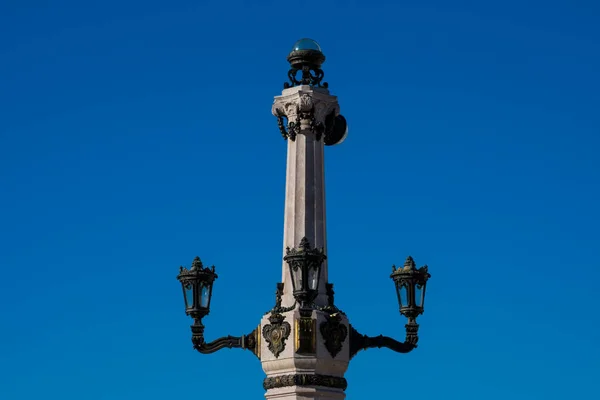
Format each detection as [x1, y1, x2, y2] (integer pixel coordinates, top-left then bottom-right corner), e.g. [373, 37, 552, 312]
[291, 38, 322, 52]
[287, 38, 325, 70]
[284, 38, 327, 88]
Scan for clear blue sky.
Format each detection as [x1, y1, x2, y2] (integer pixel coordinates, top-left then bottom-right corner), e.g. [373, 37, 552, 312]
[1, 1, 599, 399]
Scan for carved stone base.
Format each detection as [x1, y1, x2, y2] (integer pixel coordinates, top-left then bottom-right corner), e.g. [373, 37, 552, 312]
[260, 308, 350, 399]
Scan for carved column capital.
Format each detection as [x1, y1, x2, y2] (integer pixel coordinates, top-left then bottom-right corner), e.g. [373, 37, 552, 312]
[272, 86, 340, 141]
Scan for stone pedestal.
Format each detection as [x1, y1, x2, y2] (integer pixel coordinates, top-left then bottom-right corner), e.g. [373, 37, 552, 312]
[260, 309, 349, 400]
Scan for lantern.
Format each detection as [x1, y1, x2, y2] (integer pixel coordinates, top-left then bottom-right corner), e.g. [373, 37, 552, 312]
[283, 237, 326, 308]
[391, 256, 430, 320]
[176, 256, 218, 321]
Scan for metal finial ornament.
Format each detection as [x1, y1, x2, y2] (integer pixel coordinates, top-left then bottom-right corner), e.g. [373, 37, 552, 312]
[191, 256, 203, 270]
[284, 38, 328, 88]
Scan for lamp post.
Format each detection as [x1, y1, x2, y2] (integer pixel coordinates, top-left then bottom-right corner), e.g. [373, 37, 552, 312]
[176, 38, 432, 399]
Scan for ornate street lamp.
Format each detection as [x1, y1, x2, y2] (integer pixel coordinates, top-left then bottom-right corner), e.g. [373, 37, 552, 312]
[348, 256, 431, 358]
[177, 256, 217, 321]
[391, 256, 431, 345]
[176, 257, 259, 356]
[283, 237, 326, 310]
[175, 38, 433, 398]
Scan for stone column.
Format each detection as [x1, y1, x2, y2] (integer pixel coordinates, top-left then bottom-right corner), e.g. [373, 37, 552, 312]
[274, 85, 339, 308]
[259, 86, 350, 400]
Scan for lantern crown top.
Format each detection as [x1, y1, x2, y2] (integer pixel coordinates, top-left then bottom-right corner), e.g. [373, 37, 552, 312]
[403, 256, 416, 270]
[391, 257, 430, 282]
[285, 237, 326, 259]
[178, 257, 217, 279]
[191, 256, 203, 271]
[299, 236, 311, 251]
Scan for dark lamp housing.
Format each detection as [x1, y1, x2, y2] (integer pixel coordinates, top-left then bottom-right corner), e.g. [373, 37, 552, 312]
[177, 256, 218, 321]
[283, 237, 326, 308]
[391, 256, 430, 321]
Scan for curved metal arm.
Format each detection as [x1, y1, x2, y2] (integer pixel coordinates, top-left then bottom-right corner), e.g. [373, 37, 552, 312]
[349, 323, 418, 360]
[190, 320, 260, 359]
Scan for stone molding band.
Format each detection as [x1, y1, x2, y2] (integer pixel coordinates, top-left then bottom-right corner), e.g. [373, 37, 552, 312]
[263, 374, 348, 391]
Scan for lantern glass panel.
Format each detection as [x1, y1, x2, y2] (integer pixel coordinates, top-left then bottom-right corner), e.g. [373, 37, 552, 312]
[291, 267, 303, 292]
[398, 283, 408, 307]
[308, 267, 318, 290]
[200, 284, 210, 308]
[185, 284, 194, 308]
[415, 283, 424, 307]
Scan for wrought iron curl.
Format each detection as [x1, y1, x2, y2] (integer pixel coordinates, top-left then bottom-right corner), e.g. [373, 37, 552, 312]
[285, 67, 328, 88]
[265, 282, 297, 315]
[190, 320, 259, 358]
[348, 323, 418, 360]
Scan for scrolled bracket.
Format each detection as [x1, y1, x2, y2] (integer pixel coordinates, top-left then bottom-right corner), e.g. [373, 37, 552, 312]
[190, 320, 260, 359]
[285, 66, 328, 89]
[348, 322, 418, 360]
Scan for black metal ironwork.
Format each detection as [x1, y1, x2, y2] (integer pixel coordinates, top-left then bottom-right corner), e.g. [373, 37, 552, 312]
[345, 256, 430, 360]
[177, 257, 260, 359]
[283, 237, 326, 309]
[348, 324, 417, 360]
[323, 114, 348, 146]
[320, 313, 348, 358]
[275, 108, 300, 141]
[190, 319, 259, 358]
[265, 282, 296, 315]
[286, 66, 327, 88]
[391, 256, 431, 320]
[275, 105, 328, 142]
[176, 38, 433, 396]
[284, 48, 328, 89]
[263, 373, 347, 391]
[262, 313, 291, 358]
[176, 257, 217, 320]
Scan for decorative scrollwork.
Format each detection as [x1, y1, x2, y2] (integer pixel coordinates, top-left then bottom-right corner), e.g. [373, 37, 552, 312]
[189, 320, 260, 359]
[320, 313, 348, 358]
[274, 108, 301, 142]
[265, 282, 296, 315]
[275, 108, 289, 141]
[262, 313, 291, 358]
[285, 66, 328, 89]
[348, 324, 417, 360]
[405, 320, 419, 345]
[311, 116, 325, 142]
[263, 373, 347, 391]
[287, 113, 301, 141]
[310, 283, 346, 315]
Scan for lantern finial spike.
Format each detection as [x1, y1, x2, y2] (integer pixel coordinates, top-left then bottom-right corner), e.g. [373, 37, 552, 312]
[299, 236, 311, 251]
[191, 256, 203, 270]
[404, 256, 416, 270]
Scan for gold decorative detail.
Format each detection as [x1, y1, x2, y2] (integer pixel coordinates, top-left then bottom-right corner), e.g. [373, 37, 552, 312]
[295, 316, 317, 354]
[256, 324, 261, 359]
